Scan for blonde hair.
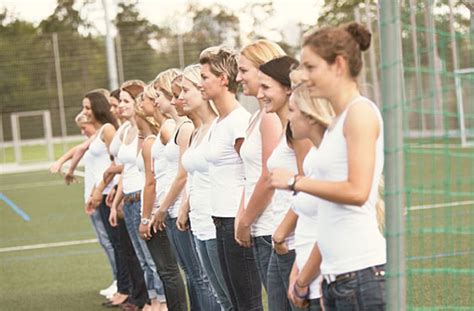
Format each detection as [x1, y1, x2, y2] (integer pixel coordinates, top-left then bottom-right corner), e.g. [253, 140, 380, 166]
[240, 39, 286, 67]
[144, 82, 158, 100]
[154, 69, 181, 99]
[90, 88, 110, 99]
[290, 69, 334, 127]
[135, 93, 160, 135]
[182, 64, 202, 87]
[199, 46, 239, 93]
[182, 64, 218, 115]
[74, 112, 91, 126]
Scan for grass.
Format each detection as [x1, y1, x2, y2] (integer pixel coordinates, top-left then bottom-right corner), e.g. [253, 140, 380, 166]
[0, 142, 473, 310]
[0, 140, 82, 164]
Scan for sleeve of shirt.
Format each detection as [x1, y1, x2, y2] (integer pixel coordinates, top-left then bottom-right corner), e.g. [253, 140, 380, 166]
[228, 108, 251, 143]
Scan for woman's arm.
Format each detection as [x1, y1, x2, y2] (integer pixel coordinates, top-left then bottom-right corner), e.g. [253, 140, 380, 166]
[236, 112, 281, 247]
[271, 104, 380, 206]
[50, 145, 79, 173]
[64, 135, 95, 184]
[139, 137, 156, 239]
[272, 208, 298, 255]
[154, 122, 194, 230]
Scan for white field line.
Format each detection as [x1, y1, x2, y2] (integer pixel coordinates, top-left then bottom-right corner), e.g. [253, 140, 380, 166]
[408, 200, 474, 211]
[0, 180, 65, 191]
[407, 143, 470, 149]
[0, 239, 98, 253]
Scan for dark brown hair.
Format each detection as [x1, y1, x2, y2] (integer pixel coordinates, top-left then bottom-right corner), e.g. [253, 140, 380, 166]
[303, 22, 371, 78]
[84, 91, 118, 129]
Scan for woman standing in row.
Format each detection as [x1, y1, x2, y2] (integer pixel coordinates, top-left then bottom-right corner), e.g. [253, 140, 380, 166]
[257, 56, 314, 311]
[180, 64, 233, 310]
[271, 22, 386, 310]
[199, 47, 262, 310]
[110, 80, 166, 311]
[139, 81, 188, 311]
[235, 40, 285, 291]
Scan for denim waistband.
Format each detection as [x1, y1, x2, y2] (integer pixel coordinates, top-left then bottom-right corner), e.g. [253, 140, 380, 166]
[323, 264, 385, 284]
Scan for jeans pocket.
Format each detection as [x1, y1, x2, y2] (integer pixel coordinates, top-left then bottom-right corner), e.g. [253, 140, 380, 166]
[330, 277, 357, 299]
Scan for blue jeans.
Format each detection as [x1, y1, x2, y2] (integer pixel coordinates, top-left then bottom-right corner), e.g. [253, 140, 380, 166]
[146, 227, 187, 311]
[90, 208, 117, 279]
[267, 249, 304, 311]
[213, 217, 263, 311]
[252, 235, 273, 290]
[123, 193, 165, 301]
[166, 216, 220, 310]
[195, 237, 233, 311]
[322, 265, 386, 310]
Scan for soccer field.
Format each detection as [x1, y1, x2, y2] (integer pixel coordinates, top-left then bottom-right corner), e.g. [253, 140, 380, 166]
[0, 143, 473, 310]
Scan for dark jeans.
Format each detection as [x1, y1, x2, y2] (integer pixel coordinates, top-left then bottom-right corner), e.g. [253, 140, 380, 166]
[117, 217, 148, 308]
[252, 235, 273, 290]
[308, 298, 322, 311]
[146, 227, 187, 311]
[97, 196, 129, 294]
[267, 249, 304, 311]
[166, 216, 219, 311]
[213, 217, 263, 311]
[322, 265, 386, 311]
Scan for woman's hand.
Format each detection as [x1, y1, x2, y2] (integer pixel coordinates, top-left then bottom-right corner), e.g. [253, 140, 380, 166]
[269, 168, 294, 190]
[176, 209, 189, 232]
[50, 161, 62, 174]
[109, 205, 118, 227]
[153, 208, 167, 232]
[235, 221, 252, 248]
[105, 188, 116, 207]
[64, 171, 77, 185]
[139, 222, 152, 240]
[273, 241, 289, 255]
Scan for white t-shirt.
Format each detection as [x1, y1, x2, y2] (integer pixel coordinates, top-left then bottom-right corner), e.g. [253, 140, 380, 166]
[292, 147, 322, 299]
[136, 135, 156, 214]
[205, 105, 251, 217]
[314, 96, 386, 275]
[110, 121, 130, 162]
[240, 112, 274, 237]
[267, 133, 298, 249]
[182, 126, 216, 240]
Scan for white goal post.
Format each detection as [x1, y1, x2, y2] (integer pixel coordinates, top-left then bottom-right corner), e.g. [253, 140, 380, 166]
[454, 68, 473, 147]
[10, 110, 54, 164]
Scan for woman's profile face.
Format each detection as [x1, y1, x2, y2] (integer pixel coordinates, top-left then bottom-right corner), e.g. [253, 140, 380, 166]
[237, 54, 260, 97]
[141, 95, 155, 117]
[181, 78, 205, 114]
[300, 46, 336, 99]
[199, 63, 221, 101]
[81, 97, 92, 120]
[118, 91, 135, 119]
[155, 89, 173, 115]
[257, 71, 289, 114]
[288, 94, 311, 140]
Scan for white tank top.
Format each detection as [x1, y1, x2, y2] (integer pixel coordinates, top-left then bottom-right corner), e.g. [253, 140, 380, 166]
[266, 133, 298, 249]
[182, 126, 216, 240]
[240, 112, 274, 237]
[151, 132, 169, 207]
[162, 121, 189, 218]
[136, 135, 156, 214]
[88, 124, 114, 195]
[110, 121, 130, 162]
[292, 147, 322, 299]
[83, 149, 95, 203]
[205, 106, 251, 217]
[314, 96, 385, 275]
[116, 127, 143, 195]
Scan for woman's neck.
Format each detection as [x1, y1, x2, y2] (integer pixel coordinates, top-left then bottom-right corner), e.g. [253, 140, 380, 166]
[328, 81, 360, 116]
[188, 112, 201, 128]
[196, 105, 216, 126]
[140, 125, 153, 137]
[276, 101, 289, 129]
[154, 110, 166, 125]
[308, 123, 326, 148]
[213, 91, 238, 119]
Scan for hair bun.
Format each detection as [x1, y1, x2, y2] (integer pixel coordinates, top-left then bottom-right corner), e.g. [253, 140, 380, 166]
[345, 22, 371, 51]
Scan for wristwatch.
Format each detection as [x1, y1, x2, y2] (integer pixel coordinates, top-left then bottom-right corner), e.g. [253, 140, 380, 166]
[287, 174, 299, 194]
[141, 218, 151, 225]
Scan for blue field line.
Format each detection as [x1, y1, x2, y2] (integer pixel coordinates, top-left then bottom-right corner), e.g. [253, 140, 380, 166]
[0, 192, 30, 221]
